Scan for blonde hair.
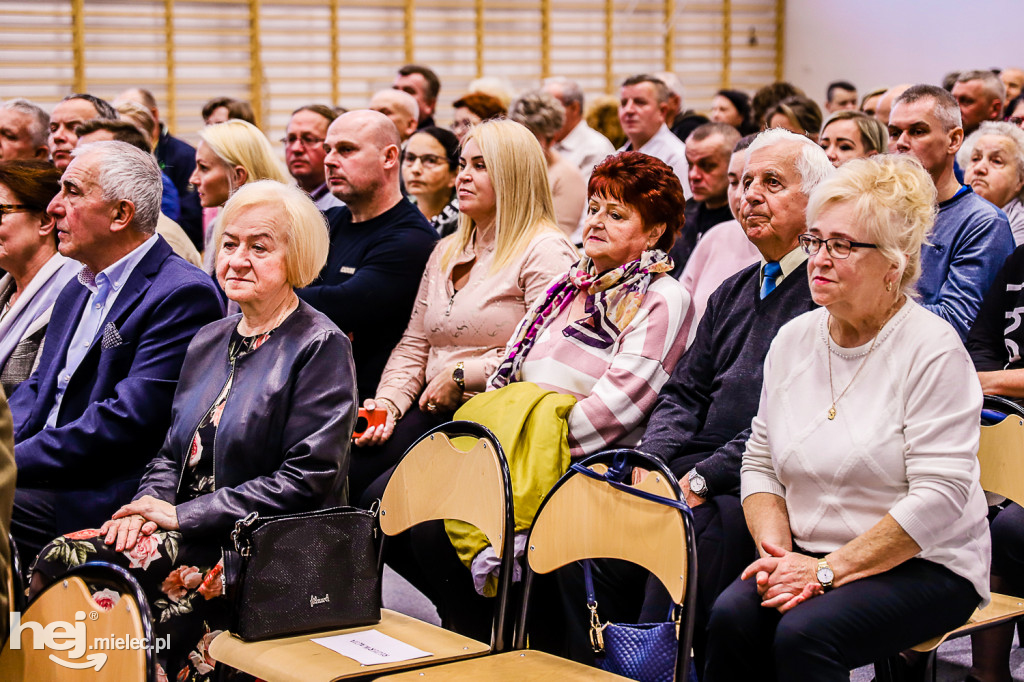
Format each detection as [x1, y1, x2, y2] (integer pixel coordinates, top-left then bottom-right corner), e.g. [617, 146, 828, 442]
[806, 155, 936, 294]
[442, 119, 563, 273]
[198, 119, 289, 192]
[214, 180, 329, 288]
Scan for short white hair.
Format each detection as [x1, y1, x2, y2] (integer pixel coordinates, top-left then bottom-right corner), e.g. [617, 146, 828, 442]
[746, 128, 834, 194]
[73, 141, 161, 234]
[957, 121, 1024, 188]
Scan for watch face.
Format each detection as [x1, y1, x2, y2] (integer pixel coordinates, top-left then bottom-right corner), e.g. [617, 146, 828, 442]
[816, 567, 834, 584]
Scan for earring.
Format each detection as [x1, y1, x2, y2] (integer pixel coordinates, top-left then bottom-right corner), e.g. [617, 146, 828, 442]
[886, 280, 893, 292]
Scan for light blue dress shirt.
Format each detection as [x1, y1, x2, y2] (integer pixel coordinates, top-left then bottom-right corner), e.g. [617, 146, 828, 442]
[46, 235, 160, 427]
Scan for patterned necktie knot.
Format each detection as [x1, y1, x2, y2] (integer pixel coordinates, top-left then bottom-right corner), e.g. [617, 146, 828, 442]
[78, 267, 97, 289]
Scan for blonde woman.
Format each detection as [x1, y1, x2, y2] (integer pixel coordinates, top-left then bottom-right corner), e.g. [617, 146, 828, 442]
[706, 155, 990, 681]
[818, 110, 889, 168]
[32, 181, 356, 682]
[189, 119, 289, 271]
[354, 119, 577, 504]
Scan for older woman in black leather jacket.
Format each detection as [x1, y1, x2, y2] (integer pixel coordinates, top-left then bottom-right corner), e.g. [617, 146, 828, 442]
[30, 180, 357, 682]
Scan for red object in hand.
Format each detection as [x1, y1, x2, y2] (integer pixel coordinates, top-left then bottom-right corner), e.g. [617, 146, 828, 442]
[353, 407, 387, 438]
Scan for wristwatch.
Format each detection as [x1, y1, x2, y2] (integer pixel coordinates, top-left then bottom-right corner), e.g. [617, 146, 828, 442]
[815, 558, 835, 590]
[686, 469, 708, 498]
[452, 361, 466, 391]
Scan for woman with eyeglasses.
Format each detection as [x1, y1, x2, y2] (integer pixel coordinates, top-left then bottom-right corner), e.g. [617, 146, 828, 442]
[0, 160, 80, 396]
[403, 127, 460, 237]
[705, 155, 991, 681]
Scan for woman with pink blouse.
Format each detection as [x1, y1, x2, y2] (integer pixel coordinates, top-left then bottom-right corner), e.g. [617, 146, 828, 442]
[352, 119, 577, 504]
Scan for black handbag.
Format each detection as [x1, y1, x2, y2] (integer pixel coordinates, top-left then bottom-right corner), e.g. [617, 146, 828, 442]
[229, 505, 382, 641]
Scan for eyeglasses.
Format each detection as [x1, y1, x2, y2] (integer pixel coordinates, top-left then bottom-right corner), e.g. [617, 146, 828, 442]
[0, 204, 30, 224]
[402, 153, 448, 169]
[451, 119, 476, 134]
[798, 233, 878, 259]
[280, 135, 325, 148]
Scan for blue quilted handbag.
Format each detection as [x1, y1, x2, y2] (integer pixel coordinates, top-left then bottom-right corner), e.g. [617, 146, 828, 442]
[584, 560, 697, 682]
[597, 619, 678, 682]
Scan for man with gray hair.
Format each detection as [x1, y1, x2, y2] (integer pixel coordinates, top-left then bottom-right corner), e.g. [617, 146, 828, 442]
[889, 84, 1014, 340]
[618, 74, 692, 197]
[8, 140, 223, 563]
[543, 76, 614, 182]
[953, 70, 1007, 136]
[570, 130, 830, 670]
[0, 99, 50, 160]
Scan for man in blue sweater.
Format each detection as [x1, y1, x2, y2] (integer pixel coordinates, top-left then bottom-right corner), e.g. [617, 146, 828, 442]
[297, 110, 437, 402]
[889, 84, 1014, 341]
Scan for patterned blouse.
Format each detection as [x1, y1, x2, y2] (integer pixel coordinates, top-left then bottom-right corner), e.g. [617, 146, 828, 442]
[181, 328, 273, 499]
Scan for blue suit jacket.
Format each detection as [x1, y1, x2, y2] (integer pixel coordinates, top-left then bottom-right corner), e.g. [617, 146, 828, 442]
[8, 236, 224, 533]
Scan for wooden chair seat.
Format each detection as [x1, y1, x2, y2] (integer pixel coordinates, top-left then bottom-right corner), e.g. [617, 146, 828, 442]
[210, 608, 489, 682]
[377, 649, 632, 681]
[911, 592, 1024, 652]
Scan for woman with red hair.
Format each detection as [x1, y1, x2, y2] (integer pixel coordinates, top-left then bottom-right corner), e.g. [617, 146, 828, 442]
[490, 150, 691, 455]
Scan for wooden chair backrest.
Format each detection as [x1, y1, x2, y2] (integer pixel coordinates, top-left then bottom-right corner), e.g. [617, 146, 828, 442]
[527, 464, 688, 604]
[979, 416, 1024, 506]
[380, 432, 508, 557]
[0, 575, 147, 681]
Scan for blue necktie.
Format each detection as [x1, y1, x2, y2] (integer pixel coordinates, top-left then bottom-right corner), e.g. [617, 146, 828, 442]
[760, 261, 782, 299]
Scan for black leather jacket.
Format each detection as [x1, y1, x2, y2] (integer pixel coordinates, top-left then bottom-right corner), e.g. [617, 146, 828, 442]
[134, 299, 357, 539]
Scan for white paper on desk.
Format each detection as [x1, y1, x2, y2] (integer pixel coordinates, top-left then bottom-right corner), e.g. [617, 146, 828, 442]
[311, 629, 433, 666]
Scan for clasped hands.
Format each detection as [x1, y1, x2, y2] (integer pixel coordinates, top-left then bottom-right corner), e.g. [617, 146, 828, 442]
[99, 496, 179, 552]
[741, 540, 823, 613]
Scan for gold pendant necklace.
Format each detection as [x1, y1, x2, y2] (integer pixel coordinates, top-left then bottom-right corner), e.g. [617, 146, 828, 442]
[826, 296, 903, 420]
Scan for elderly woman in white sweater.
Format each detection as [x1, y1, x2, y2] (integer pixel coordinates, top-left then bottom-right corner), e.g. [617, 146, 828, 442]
[704, 155, 991, 681]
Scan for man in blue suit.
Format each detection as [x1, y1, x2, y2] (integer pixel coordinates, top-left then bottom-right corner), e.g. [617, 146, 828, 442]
[8, 140, 223, 565]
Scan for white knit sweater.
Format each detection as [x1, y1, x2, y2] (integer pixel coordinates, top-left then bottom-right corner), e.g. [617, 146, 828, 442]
[741, 298, 991, 603]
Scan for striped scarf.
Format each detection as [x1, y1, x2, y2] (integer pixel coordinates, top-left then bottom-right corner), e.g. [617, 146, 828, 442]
[490, 249, 672, 388]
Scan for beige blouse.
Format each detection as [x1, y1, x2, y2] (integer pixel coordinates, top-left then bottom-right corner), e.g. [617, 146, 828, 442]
[548, 152, 588, 238]
[376, 226, 578, 416]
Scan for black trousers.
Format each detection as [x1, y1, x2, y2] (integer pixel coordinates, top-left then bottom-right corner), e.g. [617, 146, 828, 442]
[704, 558, 980, 682]
[11, 487, 58, 574]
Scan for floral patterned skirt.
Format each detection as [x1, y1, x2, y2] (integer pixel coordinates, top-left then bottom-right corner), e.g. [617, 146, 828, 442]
[32, 528, 229, 682]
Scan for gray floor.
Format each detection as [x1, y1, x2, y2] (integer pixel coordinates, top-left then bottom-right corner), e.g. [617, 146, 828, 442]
[384, 567, 1024, 681]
